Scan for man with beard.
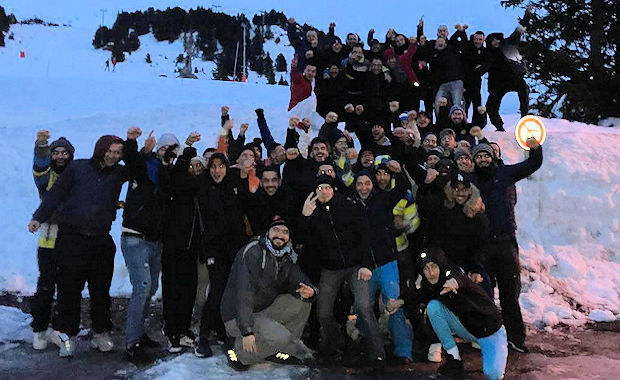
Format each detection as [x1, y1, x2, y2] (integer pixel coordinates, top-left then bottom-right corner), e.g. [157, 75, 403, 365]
[220, 216, 317, 370]
[470, 139, 542, 353]
[28, 135, 127, 357]
[30, 131, 75, 350]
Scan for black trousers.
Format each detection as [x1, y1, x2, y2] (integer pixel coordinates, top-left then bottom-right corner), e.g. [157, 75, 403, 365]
[485, 236, 526, 345]
[464, 78, 482, 114]
[161, 243, 197, 338]
[30, 247, 57, 332]
[199, 257, 230, 341]
[486, 77, 529, 130]
[54, 232, 115, 336]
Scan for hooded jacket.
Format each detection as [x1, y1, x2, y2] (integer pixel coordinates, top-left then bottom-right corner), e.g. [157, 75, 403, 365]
[410, 248, 503, 338]
[221, 237, 317, 337]
[33, 150, 127, 236]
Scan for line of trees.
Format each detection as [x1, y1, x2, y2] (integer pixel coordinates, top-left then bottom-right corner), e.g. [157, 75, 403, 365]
[92, 7, 287, 81]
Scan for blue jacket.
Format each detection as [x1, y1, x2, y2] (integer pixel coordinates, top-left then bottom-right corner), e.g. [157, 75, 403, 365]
[470, 147, 542, 237]
[33, 159, 128, 236]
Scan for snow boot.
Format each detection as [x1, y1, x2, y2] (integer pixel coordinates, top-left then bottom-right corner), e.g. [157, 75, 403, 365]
[265, 352, 304, 365]
[168, 335, 183, 353]
[438, 355, 464, 378]
[508, 340, 529, 353]
[139, 333, 161, 348]
[33, 330, 49, 350]
[179, 330, 196, 348]
[125, 342, 150, 364]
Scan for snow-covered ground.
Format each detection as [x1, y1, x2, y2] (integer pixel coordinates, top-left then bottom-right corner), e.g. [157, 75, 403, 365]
[0, 0, 618, 340]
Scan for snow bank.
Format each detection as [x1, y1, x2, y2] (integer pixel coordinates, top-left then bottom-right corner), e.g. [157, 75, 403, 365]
[1, 19, 618, 329]
[0, 306, 33, 352]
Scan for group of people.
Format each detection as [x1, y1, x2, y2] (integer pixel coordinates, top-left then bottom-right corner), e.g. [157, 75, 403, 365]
[26, 9, 543, 380]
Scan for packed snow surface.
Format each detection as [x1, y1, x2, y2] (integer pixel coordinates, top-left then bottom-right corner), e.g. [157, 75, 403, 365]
[0, 1, 618, 336]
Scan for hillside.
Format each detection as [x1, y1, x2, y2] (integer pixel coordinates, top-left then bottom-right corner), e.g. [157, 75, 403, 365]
[0, 3, 618, 332]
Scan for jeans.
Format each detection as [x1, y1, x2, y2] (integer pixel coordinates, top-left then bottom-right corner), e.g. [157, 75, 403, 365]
[317, 266, 385, 359]
[31, 247, 57, 332]
[435, 79, 464, 117]
[369, 260, 413, 360]
[427, 300, 508, 380]
[225, 294, 312, 365]
[121, 235, 162, 345]
[54, 232, 115, 336]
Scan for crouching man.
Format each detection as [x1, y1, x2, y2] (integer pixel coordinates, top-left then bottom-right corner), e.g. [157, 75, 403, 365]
[220, 216, 317, 371]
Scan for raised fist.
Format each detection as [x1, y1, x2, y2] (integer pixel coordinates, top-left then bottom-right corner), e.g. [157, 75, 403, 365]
[388, 160, 402, 173]
[344, 103, 355, 113]
[346, 148, 358, 160]
[240, 123, 249, 134]
[326, 112, 338, 123]
[221, 106, 229, 116]
[355, 105, 365, 115]
[186, 132, 201, 145]
[477, 105, 487, 114]
[289, 116, 300, 128]
[286, 148, 300, 160]
[223, 120, 234, 132]
[36, 130, 50, 145]
[369, 28, 375, 34]
[526, 137, 540, 150]
[127, 127, 142, 140]
[330, 22, 336, 28]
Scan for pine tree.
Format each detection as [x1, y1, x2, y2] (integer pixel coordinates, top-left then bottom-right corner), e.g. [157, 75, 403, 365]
[92, 26, 111, 49]
[275, 53, 287, 72]
[501, 1, 619, 123]
[264, 53, 276, 84]
[0, 6, 10, 47]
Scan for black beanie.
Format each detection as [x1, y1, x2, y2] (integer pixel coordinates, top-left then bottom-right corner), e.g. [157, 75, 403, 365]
[50, 137, 75, 159]
[314, 174, 335, 189]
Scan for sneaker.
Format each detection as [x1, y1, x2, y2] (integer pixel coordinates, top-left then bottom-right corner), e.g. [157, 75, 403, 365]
[194, 338, 213, 358]
[48, 330, 73, 357]
[508, 340, 529, 353]
[179, 331, 196, 348]
[265, 352, 303, 365]
[438, 355, 464, 377]
[471, 341, 481, 350]
[33, 331, 49, 350]
[90, 331, 115, 352]
[226, 347, 249, 371]
[139, 334, 161, 348]
[168, 335, 183, 353]
[125, 342, 150, 364]
[428, 343, 443, 363]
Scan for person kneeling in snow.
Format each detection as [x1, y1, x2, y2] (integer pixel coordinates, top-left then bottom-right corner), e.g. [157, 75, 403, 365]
[419, 248, 508, 380]
[220, 216, 317, 371]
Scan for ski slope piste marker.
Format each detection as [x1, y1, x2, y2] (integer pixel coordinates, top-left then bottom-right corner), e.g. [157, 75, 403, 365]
[515, 115, 546, 150]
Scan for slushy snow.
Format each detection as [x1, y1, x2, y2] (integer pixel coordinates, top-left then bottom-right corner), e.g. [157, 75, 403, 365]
[0, 1, 617, 342]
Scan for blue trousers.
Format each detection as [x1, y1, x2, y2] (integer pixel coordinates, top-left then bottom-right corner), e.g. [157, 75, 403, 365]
[427, 299, 508, 380]
[121, 235, 162, 345]
[369, 260, 413, 360]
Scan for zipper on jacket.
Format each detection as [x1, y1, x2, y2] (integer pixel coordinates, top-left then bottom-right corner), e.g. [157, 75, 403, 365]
[326, 205, 346, 268]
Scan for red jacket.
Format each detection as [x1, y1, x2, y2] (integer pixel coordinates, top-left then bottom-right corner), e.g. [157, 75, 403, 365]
[385, 45, 419, 86]
[288, 64, 313, 111]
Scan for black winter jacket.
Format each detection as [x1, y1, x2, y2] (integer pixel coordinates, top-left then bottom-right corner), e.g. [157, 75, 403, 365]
[296, 193, 373, 271]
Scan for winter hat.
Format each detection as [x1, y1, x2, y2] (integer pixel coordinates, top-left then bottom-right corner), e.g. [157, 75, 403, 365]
[435, 158, 454, 174]
[314, 174, 335, 189]
[453, 148, 472, 161]
[190, 155, 207, 168]
[439, 128, 456, 141]
[449, 105, 466, 117]
[268, 215, 289, 230]
[472, 143, 495, 160]
[399, 112, 409, 122]
[92, 135, 124, 161]
[355, 168, 375, 182]
[449, 171, 471, 188]
[50, 137, 75, 159]
[418, 248, 450, 285]
[156, 133, 180, 151]
[427, 147, 444, 160]
[327, 127, 346, 147]
[488, 142, 502, 158]
[358, 146, 374, 159]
